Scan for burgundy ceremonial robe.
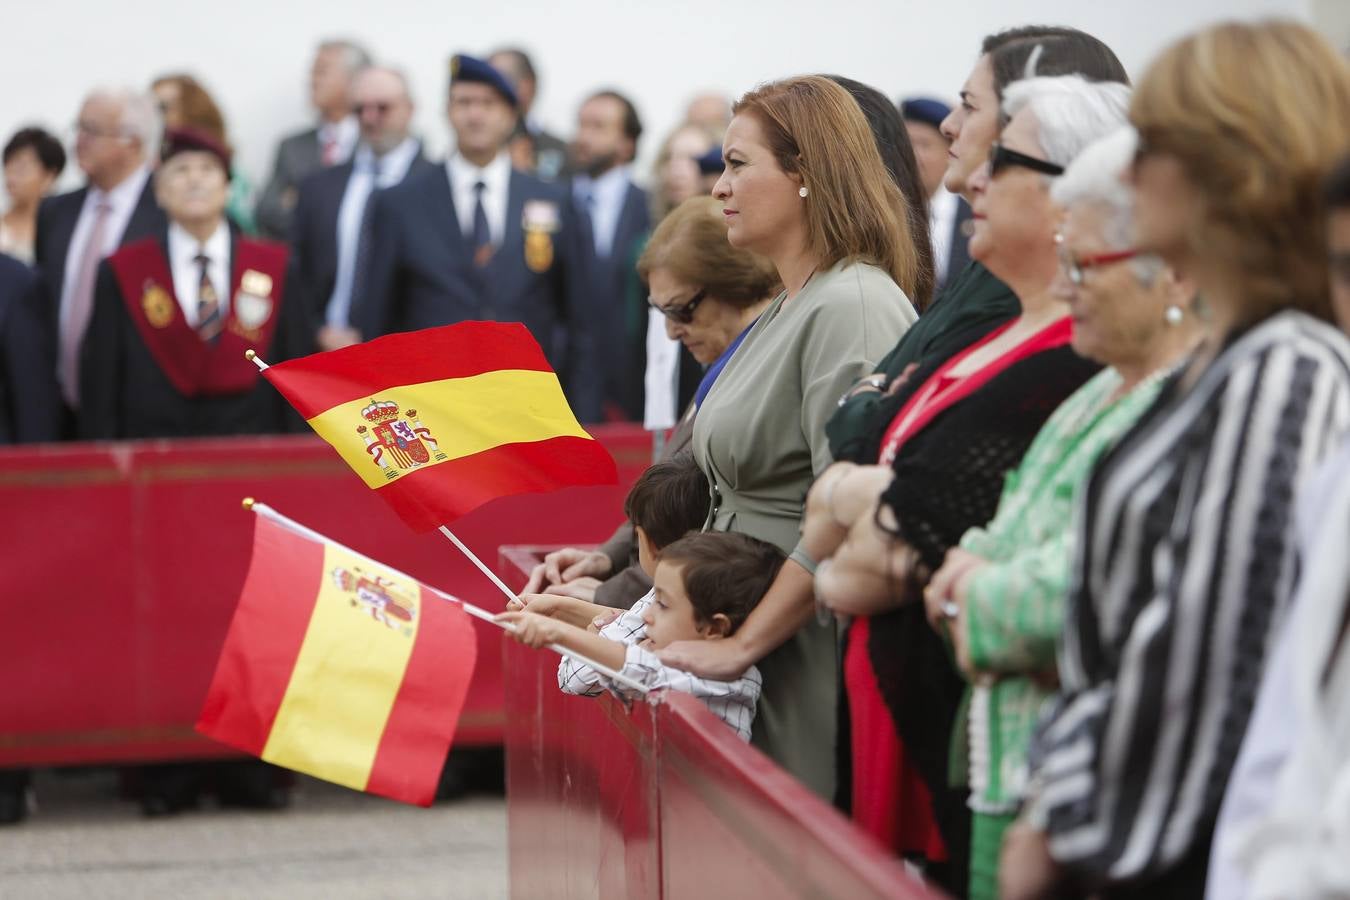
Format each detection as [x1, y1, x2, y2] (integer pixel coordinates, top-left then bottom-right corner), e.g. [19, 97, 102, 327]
[78, 232, 296, 439]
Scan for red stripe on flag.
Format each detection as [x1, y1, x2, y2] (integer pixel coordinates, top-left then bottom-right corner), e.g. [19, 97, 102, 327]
[263, 322, 554, 420]
[364, 588, 479, 806]
[196, 517, 324, 754]
[378, 435, 619, 532]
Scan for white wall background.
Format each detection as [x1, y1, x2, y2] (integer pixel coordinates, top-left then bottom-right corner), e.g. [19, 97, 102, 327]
[1, 0, 1326, 203]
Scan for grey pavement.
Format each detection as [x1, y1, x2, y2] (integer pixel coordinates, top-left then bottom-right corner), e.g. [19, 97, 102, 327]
[0, 770, 507, 899]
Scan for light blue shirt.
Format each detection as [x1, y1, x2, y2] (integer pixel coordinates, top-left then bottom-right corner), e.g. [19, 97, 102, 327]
[325, 137, 421, 329]
[572, 164, 632, 258]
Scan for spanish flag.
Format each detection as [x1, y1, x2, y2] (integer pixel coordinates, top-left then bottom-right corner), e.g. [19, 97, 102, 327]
[196, 504, 477, 806]
[262, 322, 617, 532]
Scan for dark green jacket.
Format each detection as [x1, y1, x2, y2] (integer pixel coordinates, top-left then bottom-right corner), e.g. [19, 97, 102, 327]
[825, 261, 1020, 462]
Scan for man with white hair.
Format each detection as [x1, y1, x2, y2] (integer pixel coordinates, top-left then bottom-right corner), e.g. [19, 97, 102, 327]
[33, 87, 165, 431]
[255, 39, 371, 239]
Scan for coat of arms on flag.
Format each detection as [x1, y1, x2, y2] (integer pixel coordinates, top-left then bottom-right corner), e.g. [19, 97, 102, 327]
[258, 322, 617, 531]
[356, 400, 448, 479]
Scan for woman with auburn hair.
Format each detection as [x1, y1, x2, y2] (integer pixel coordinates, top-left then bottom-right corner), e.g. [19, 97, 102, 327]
[519, 195, 780, 609]
[1000, 21, 1350, 900]
[656, 75, 919, 799]
[151, 73, 258, 234]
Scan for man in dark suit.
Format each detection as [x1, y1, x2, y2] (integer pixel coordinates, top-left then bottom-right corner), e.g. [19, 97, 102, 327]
[569, 89, 651, 420]
[289, 65, 437, 357]
[0, 253, 60, 445]
[489, 48, 569, 181]
[901, 97, 973, 298]
[255, 40, 371, 240]
[353, 55, 600, 422]
[33, 88, 166, 428]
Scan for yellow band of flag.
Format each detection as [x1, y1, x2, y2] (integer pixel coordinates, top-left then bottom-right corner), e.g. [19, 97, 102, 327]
[261, 545, 419, 791]
[309, 369, 593, 490]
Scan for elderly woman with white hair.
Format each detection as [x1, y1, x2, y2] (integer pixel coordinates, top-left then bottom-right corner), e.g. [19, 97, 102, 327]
[797, 73, 1130, 894]
[913, 125, 1202, 899]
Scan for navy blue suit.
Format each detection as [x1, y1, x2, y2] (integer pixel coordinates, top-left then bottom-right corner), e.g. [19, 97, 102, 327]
[353, 165, 601, 422]
[936, 196, 975, 302]
[288, 149, 438, 355]
[579, 181, 651, 420]
[0, 254, 61, 443]
[33, 178, 166, 317]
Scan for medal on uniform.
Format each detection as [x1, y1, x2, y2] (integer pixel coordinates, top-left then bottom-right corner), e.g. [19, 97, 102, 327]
[522, 200, 559, 273]
[232, 268, 274, 335]
[141, 280, 174, 328]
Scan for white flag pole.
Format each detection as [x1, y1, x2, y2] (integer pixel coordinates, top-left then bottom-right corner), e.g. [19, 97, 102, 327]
[242, 499, 648, 693]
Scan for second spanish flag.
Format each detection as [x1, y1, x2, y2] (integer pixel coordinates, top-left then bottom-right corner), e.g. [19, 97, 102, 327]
[262, 322, 618, 532]
[196, 506, 477, 806]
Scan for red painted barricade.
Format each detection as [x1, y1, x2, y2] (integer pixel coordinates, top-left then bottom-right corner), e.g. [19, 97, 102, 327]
[499, 547, 948, 900]
[0, 428, 651, 767]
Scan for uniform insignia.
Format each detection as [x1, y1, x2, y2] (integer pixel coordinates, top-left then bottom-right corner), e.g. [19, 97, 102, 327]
[141, 281, 174, 329]
[522, 200, 560, 233]
[355, 400, 449, 481]
[241, 269, 274, 297]
[524, 230, 554, 273]
[234, 291, 273, 330]
[330, 564, 417, 636]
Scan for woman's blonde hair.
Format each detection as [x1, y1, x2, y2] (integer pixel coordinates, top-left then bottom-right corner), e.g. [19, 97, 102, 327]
[638, 196, 781, 308]
[1130, 20, 1350, 324]
[733, 76, 920, 300]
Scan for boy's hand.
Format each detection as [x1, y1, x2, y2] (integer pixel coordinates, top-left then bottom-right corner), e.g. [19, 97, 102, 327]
[507, 593, 566, 616]
[538, 577, 602, 603]
[589, 610, 622, 633]
[495, 611, 564, 649]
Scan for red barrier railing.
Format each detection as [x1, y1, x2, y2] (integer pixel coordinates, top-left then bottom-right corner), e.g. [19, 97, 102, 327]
[0, 429, 651, 767]
[498, 547, 948, 900]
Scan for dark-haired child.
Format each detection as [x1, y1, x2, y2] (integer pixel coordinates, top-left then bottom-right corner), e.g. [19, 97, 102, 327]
[499, 531, 783, 738]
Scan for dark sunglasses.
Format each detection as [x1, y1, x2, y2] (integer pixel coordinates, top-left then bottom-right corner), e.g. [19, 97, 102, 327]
[648, 288, 708, 325]
[989, 141, 1065, 178]
[352, 101, 394, 116]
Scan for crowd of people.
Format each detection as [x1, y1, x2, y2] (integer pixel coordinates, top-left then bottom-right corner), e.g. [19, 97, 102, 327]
[506, 18, 1350, 900]
[3, 17, 1350, 900]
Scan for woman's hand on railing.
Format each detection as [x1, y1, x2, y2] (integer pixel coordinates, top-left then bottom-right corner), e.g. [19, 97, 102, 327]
[522, 548, 614, 594]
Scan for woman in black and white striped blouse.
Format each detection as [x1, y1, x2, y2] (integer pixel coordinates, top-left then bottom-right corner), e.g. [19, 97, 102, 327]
[1002, 21, 1350, 900]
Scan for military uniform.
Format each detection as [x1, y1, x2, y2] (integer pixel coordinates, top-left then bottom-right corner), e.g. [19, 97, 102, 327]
[352, 55, 601, 422]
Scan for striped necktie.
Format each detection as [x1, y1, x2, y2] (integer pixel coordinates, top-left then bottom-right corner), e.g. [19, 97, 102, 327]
[195, 252, 223, 342]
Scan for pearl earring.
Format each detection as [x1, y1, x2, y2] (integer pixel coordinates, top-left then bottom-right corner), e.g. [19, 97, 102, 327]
[1164, 305, 1184, 326]
[799, 186, 809, 198]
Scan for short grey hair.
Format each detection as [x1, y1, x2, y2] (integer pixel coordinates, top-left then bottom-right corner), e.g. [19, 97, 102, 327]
[85, 87, 160, 153]
[350, 64, 415, 106]
[1003, 74, 1132, 170]
[319, 39, 373, 76]
[1052, 126, 1164, 283]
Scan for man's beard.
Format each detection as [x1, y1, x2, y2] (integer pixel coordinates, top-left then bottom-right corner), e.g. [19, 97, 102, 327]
[578, 150, 620, 178]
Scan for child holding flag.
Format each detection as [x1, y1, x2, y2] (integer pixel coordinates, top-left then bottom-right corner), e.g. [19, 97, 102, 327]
[498, 455, 783, 739]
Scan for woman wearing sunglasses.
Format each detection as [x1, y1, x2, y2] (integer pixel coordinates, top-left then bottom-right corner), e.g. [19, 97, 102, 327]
[1002, 22, 1350, 899]
[799, 74, 1127, 895]
[520, 195, 779, 608]
[911, 125, 1201, 899]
